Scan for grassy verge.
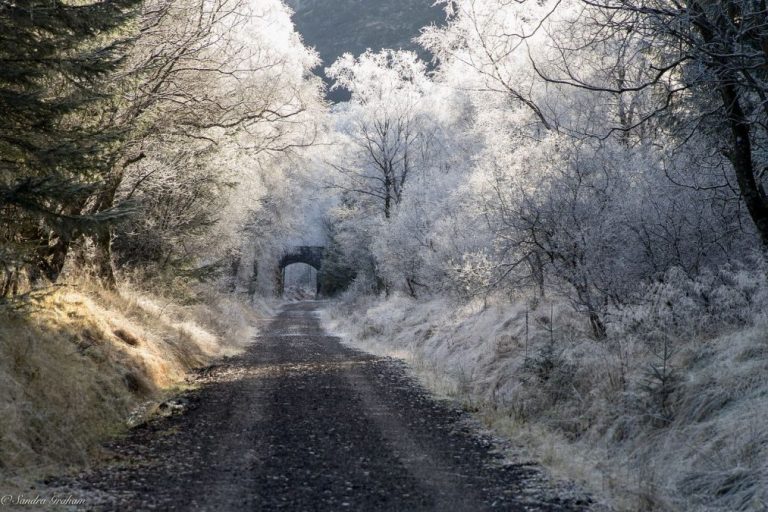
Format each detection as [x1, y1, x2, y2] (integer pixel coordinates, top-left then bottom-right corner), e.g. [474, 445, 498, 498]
[321, 293, 768, 512]
[0, 279, 263, 489]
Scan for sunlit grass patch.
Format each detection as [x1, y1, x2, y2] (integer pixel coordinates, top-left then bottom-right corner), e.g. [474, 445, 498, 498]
[0, 278, 258, 482]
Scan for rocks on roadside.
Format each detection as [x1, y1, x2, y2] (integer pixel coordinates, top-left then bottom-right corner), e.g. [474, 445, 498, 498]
[156, 398, 190, 417]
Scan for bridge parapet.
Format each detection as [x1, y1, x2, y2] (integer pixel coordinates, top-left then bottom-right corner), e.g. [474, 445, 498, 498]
[279, 246, 324, 271]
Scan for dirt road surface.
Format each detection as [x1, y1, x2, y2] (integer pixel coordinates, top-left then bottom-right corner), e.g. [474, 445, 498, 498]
[56, 302, 591, 511]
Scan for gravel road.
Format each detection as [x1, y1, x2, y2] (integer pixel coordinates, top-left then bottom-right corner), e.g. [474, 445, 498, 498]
[57, 302, 591, 511]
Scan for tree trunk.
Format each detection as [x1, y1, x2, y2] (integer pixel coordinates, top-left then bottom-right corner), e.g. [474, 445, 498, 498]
[589, 311, 607, 340]
[87, 150, 146, 288]
[35, 235, 71, 283]
[384, 174, 392, 219]
[406, 277, 417, 298]
[90, 177, 122, 289]
[689, 0, 768, 248]
[527, 252, 546, 299]
[92, 229, 116, 289]
[1, 270, 19, 298]
[719, 82, 768, 247]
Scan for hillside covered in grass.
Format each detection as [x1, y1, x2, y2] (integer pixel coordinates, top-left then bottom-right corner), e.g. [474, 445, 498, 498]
[0, 280, 263, 492]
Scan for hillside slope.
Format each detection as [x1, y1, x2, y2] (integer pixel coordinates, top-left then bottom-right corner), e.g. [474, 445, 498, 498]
[286, 0, 444, 99]
[0, 281, 264, 493]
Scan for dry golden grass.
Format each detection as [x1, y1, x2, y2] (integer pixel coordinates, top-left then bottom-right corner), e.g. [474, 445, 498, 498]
[0, 279, 256, 480]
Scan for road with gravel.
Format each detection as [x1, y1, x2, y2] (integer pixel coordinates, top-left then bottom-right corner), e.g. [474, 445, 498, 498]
[58, 302, 591, 511]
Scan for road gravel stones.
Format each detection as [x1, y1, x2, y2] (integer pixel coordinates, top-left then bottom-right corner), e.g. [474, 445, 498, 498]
[53, 302, 592, 511]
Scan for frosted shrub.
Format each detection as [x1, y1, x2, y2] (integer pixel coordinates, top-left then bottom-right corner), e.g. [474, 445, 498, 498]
[447, 251, 495, 300]
[622, 261, 768, 338]
[341, 273, 378, 301]
[325, 271, 768, 511]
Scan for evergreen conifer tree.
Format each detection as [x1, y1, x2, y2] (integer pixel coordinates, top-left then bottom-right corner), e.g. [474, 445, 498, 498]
[0, 0, 140, 293]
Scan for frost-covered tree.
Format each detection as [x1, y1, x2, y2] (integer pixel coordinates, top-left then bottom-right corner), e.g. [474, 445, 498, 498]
[326, 50, 433, 219]
[324, 49, 477, 296]
[424, 0, 766, 248]
[96, 0, 324, 287]
[405, 0, 757, 335]
[533, 0, 768, 247]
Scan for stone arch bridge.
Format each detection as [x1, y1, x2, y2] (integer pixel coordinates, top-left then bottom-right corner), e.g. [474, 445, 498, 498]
[276, 246, 325, 296]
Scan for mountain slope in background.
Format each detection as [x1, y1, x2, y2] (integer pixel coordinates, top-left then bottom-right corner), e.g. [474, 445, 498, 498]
[286, 0, 445, 100]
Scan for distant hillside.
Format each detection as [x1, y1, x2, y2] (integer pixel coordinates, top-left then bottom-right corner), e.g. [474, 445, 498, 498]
[285, 0, 445, 100]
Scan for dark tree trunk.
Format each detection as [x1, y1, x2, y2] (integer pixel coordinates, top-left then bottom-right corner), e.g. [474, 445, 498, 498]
[689, 1, 768, 248]
[1, 271, 19, 298]
[527, 252, 546, 299]
[90, 176, 122, 289]
[88, 151, 145, 289]
[406, 277, 417, 298]
[589, 311, 607, 340]
[94, 229, 117, 289]
[35, 235, 71, 283]
[719, 82, 768, 248]
[25, 202, 84, 286]
[384, 175, 392, 219]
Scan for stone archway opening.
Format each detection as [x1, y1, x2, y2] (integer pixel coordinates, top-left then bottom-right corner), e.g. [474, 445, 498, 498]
[282, 262, 319, 299]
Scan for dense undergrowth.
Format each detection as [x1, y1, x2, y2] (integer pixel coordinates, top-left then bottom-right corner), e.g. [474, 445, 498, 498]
[322, 266, 768, 512]
[0, 277, 264, 491]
